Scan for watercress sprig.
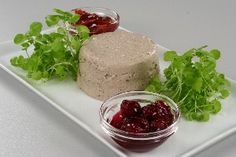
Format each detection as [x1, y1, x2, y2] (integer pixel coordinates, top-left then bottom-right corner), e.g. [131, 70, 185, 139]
[11, 8, 90, 81]
[146, 46, 231, 122]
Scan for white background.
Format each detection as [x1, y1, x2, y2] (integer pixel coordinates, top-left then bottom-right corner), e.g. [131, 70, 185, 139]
[0, 0, 236, 156]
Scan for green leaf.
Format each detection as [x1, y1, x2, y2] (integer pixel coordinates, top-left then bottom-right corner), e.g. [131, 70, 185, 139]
[196, 50, 207, 57]
[183, 49, 194, 58]
[53, 8, 66, 15]
[145, 75, 162, 92]
[190, 112, 209, 122]
[55, 65, 64, 74]
[204, 57, 216, 71]
[210, 49, 221, 60]
[68, 14, 80, 23]
[224, 79, 231, 86]
[10, 55, 27, 67]
[76, 25, 90, 40]
[220, 89, 230, 98]
[164, 51, 177, 61]
[25, 55, 40, 71]
[14, 34, 26, 44]
[51, 39, 66, 59]
[45, 15, 60, 26]
[192, 77, 202, 92]
[76, 25, 90, 34]
[57, 27, 65, 34]
[51, 39, 65, 52]
[145, 85, 157, 93]
[42, 71, 49, 78]
[50, 32, 64, 39]
[29, 22, 43, 36]
[55, 65, 67, 80]
[21, 42, 30, 49]
[211, 100, 221, 114]
[204, 103, 214, 112]
[53, 8, 72, 21]
[10, 57, 18, 66]
[200, 113, 210, 121]
[71, 38, 81, 52]
[31, 71, 42, 80]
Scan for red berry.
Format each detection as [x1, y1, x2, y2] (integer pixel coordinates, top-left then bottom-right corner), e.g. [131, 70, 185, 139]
[154, 100, 166, 106]
[154, 100, 174, 125]
[164, 114, 174, 126]
[74, 9, 89, 16]
[154, 100, 172, 117]
[150, 118, 169, 131]
[120, 100, 142, 118]
[120, 117, 149, 133]
[141, 104, 159, 120]
[110, 111, 123, 129]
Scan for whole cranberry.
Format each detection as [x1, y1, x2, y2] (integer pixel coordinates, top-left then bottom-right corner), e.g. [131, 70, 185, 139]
[120, 100, 142, 118]
[110, 111, 123, 129]
[150, 118, 169, 131]
[154, 100, 172, 117]
[164, 114, 174, 126]
[120, 117, 149, 133]
[74, 9, 88, 16]
[141, 104, 159, 120]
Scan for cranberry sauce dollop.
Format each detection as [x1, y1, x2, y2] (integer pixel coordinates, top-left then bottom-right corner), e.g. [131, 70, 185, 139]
[110, 100, 174, 133]
[73, 9, 119, 35]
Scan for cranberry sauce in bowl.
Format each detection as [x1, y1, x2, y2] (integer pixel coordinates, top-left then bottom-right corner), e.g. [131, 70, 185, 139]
[71, 7, 119, 35]
[99, 91, 180, 152]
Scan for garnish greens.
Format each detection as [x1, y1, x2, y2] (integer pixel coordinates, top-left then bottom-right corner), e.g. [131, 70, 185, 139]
[146, 46, 230, 121]
[10, 9, 90, 81]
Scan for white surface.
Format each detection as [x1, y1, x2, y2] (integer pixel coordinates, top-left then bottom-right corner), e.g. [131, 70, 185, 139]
[1, 40, 236, 157]
[0, 0, 236, 157]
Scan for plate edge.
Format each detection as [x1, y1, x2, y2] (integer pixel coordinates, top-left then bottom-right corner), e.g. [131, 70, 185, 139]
[0, 63, 127, 157]
[180, 126, 236, 157]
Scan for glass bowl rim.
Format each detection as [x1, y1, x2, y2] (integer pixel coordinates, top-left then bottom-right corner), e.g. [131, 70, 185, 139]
[71, 7, 120, 22]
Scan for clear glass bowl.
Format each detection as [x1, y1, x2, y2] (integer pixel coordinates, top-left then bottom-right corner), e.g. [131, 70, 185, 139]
[99, 91, 180, 152]
[70, 7, 120, 35]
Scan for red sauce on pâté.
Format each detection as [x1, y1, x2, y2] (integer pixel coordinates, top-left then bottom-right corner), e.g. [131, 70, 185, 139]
[73, 9, 119, 35]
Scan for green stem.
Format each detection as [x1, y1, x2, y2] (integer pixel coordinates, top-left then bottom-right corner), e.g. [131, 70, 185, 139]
[47, 62, 73, 71]
[63, 25, 75, 56]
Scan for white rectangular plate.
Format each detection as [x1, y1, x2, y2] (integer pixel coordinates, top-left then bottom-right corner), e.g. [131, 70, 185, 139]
[1, 30, 236, 157]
